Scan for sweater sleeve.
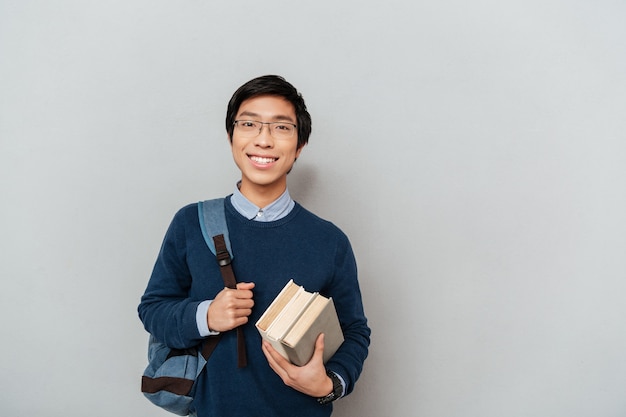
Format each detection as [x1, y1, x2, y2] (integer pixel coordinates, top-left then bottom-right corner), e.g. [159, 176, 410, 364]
[137, 206, 205, 349]
[324, 232, 371, 397]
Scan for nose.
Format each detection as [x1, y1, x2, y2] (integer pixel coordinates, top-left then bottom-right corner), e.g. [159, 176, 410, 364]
[254, 124, 274, 147]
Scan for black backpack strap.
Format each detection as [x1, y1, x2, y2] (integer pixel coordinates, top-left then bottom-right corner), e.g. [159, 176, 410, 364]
[200, 333, 222, 361]
[213, 234, 247, 368]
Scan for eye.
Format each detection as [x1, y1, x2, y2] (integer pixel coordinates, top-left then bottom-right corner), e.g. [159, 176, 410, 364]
[240, 120, 257, 128]
[274, 123, 294, 132]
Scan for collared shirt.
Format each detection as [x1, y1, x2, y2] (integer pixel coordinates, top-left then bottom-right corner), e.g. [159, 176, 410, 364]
[230, 184, 295, 222]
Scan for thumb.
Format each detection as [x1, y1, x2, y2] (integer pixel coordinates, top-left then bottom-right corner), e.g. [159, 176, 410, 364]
[311, 333, 326, 364]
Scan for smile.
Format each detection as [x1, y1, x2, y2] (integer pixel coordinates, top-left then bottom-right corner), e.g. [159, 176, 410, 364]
[249, 156, 277, 165]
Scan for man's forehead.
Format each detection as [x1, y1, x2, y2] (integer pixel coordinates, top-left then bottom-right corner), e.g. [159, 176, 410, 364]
[237, 95, 296, 121]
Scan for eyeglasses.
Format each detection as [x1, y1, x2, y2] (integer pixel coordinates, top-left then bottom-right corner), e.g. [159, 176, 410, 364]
[233, 120, 297, 139]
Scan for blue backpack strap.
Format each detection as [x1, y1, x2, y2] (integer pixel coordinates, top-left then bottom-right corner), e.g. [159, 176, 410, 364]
[198, 198, 233, 258]
[197, 197, 246, 367]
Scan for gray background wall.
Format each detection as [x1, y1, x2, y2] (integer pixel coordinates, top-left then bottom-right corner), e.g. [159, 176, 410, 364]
[1, 1, 625, 416]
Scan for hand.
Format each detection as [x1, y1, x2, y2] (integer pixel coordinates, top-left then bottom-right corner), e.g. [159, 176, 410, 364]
[262, 333, 333, 397]
[207, 282, 255, 332]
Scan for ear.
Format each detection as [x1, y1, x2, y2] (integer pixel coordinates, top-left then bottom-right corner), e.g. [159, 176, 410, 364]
[295, 144, 305, 160]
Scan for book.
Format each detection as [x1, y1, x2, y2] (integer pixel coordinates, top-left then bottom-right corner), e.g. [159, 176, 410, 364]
[256, 279, 344, 366]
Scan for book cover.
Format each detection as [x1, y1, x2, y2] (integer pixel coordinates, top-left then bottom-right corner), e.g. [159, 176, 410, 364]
[256, 280, 344, 366]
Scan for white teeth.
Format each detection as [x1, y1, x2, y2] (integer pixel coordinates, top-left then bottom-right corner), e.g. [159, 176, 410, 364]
[250, 156, 276, 164]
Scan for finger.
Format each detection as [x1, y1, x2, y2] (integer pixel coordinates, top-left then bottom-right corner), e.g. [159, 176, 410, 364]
[310, 333, 326, 365]
[233, 316, 250, 327]
[236, 282, 255, 290]
[265, 340, 296, 374]
[230, 298, 255, 309]
[233, 308, 253, 319]
[220, 290, 254, 307]
[262, 341, 286, 376]
[263, 341, 283, 365]
[236, 290, 255, 300]
[316, 333, 325, 349]
[233, 287, 255, 300]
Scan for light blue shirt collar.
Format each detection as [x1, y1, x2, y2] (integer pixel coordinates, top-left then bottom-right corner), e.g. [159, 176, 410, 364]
[230, 183, 295, 222]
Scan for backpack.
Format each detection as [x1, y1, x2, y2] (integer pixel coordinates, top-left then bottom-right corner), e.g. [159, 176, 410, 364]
[141, 198, 246, 415]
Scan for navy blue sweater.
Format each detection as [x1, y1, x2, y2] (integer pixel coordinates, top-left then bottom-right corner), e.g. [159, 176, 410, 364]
[138, 198, 370, 417]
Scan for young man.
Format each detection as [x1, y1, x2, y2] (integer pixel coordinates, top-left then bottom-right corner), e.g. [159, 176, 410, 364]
[138, 75, 370, 417]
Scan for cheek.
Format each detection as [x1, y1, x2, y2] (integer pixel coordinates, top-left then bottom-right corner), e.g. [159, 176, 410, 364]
[230, 138, 247, 155]
[229, 142, 246, 165]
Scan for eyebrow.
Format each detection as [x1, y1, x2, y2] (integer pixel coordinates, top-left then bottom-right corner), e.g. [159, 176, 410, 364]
[237, 111, 296, 124]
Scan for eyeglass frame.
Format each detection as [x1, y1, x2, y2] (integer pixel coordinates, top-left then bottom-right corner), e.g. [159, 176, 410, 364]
[232, 120, 298, 139]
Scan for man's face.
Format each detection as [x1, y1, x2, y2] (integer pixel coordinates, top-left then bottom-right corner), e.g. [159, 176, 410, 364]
[230, 95, 303, 198]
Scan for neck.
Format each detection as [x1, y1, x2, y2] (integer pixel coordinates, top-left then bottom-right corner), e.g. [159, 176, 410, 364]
[238, 180, 287, 208]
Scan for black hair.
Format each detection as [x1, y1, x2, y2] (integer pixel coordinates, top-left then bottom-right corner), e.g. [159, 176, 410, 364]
[226, 75, 312, 149]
